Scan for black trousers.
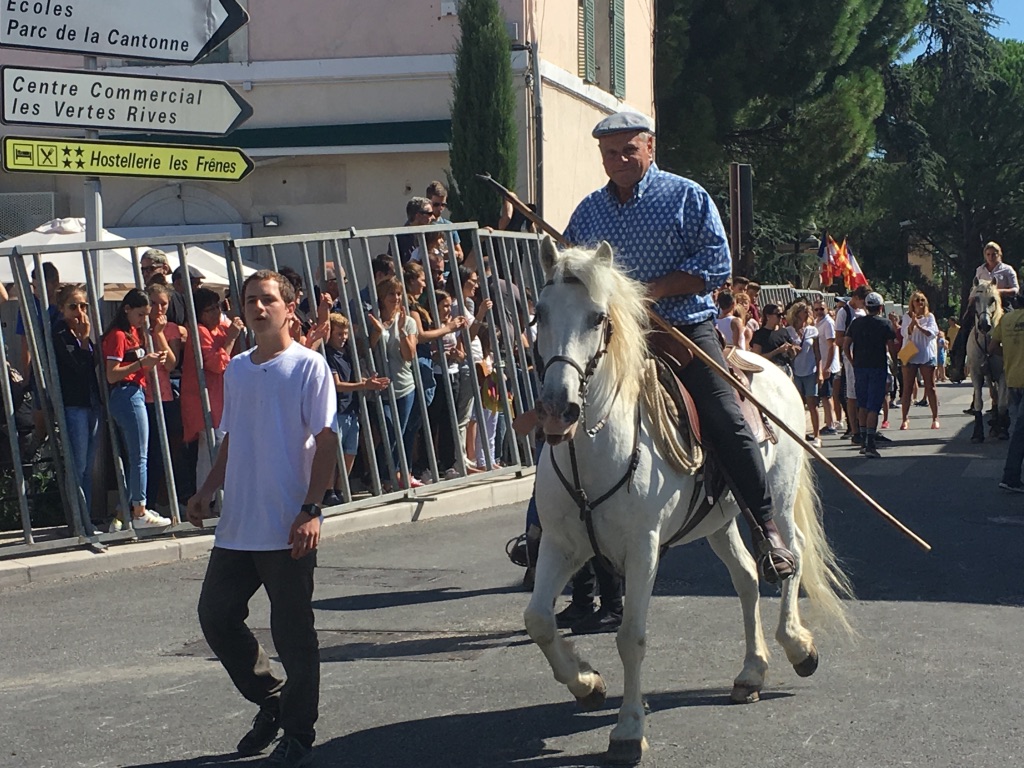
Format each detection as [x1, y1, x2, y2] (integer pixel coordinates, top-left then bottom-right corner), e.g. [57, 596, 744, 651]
[570, 557, 623, 613]
[198, 547, 319, 745]
[675, 319, 774, 523]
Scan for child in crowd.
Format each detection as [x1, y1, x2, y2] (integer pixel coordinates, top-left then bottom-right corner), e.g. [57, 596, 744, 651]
[323, 313, 389, 505]
[144, 284, 182, 516]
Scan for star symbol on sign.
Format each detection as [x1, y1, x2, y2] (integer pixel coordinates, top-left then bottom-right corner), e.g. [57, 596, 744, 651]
[62, 146, 71, 157]
[75, 147, 84, 158]
[75, 159, 84, 169]
[63, 158, 71, 168]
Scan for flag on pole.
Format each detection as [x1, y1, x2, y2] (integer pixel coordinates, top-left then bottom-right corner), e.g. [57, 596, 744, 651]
[818, 232, 838, 285]
[844, 245, 868, 290]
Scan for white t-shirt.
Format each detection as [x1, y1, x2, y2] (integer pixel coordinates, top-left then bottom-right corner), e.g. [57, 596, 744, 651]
[215, 342, 337, 551]
[787, 324, 819, 377]
[716, 315, 744, 348]
[900, 312, 939, 365]
[815, 314, 841, 374]
[836, 304, 866, 369]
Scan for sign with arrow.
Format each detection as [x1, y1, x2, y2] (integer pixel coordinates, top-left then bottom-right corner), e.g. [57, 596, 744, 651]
[1, 66, 253, 136]
[2, 135, 254, 182]
[0, 0, 249, 63]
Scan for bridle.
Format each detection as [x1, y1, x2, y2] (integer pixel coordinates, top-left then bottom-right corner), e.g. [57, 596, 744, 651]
[535, 276, 641, 575]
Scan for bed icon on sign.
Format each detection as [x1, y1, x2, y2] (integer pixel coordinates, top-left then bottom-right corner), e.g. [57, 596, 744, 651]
[11, 144, 34, 166]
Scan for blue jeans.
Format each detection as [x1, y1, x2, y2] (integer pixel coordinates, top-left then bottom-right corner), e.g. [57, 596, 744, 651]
[378, 391, 415, 479]
[65, 404, 100, 530]
[109, 383, 149, 507]
[1002, 388, 1024, 485]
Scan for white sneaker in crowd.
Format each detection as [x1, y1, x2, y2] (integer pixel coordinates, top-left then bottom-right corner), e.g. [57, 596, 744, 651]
[132, 510, 172, 529]
[108, 518, 124, 533]
[443, 468, 460, 481]
[812, 437, 822, 448]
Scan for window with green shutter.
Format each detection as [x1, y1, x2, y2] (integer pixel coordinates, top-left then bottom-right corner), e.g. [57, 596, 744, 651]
[610, 0, 625, 98]
[578, 0, 596, 84]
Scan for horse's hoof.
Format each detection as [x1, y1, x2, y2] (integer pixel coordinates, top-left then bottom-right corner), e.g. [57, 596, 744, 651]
[605, 737, 647, 765]
[575, 673, 607, 711]
[793, 647, 819, 677]
[730, 683, 761, 703]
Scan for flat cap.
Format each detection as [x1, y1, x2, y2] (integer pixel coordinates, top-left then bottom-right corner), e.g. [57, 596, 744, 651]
[172, 264, 204, 281]
[592, 111, 655, 138]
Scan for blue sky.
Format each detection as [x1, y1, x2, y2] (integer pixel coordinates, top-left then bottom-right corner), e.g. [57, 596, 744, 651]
[991, 0, 1024, 41]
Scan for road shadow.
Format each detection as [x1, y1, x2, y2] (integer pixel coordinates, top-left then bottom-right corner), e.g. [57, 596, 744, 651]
[312, 584, 523, 611]
[122, 688, 792, 768]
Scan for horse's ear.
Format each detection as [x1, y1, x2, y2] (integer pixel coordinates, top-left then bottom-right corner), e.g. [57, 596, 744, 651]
[595, 241, 614, 266]
[973, 277, 981, 287]
[540, 235, 559, 279]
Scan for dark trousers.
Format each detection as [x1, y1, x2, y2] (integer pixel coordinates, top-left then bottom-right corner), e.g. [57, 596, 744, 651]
[198, 547, 320, 745]
[675, 319, 773, 523]
[570, 557, 623, 613]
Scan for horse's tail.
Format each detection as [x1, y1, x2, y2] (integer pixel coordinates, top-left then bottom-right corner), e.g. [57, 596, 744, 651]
[793, 451, 855, 635]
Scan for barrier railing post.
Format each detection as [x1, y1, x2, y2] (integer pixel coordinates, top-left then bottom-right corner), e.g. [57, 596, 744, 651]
[0, 293, 34, 543]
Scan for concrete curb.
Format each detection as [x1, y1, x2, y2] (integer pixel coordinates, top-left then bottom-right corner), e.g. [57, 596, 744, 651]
[0, 474, 535, 588]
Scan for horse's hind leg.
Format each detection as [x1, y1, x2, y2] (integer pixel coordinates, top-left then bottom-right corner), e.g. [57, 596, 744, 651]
[606, 545, 658, 765]
[707, 520, 769, 703]
[523, 539, 605, 707]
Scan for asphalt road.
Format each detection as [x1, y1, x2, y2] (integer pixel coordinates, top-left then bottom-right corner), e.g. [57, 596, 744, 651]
[2, 381, 1022, 768]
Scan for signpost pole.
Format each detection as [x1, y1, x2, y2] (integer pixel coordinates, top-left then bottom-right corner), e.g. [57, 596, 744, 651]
[83, 56, 103, 286]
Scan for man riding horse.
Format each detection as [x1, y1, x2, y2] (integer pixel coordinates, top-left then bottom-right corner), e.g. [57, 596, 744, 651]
[562, 111, 795, 582]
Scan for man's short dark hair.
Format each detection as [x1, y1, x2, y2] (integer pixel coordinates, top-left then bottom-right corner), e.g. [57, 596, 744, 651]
[242, 269, 297, 305]
[32, 262, 59, 284]
[276, 266, 305, 294]
[425, 180, 447, 199]
[371, 254, 395, 278]
[852, 285, 871, 300]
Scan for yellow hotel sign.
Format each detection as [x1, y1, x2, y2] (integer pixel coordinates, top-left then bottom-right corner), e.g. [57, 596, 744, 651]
[2, 135, 253, 182]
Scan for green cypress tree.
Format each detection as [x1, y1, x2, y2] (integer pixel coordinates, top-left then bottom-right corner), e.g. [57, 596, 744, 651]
[447, 0, 518, 228]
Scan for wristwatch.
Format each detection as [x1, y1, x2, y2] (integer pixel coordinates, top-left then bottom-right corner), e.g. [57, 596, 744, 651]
[300, 503, 321, 518]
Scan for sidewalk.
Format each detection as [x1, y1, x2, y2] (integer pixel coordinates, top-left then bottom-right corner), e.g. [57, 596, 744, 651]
[0, 472, 535, 588]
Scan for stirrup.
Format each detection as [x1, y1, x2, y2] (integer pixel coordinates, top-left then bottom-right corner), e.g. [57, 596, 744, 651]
[757, 541, 797, 584]
[506, 533, 529, 568]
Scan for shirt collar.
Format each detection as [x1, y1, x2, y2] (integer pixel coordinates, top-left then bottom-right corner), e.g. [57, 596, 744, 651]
[604, 162, 660, 205]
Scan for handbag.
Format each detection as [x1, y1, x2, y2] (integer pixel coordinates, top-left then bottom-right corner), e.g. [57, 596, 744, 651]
[898, 339, 918, 365]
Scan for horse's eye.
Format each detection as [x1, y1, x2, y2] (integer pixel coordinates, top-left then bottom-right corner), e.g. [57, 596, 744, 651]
[593, 312, 607, 328]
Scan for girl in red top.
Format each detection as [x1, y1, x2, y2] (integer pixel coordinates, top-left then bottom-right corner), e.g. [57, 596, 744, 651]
[180, 287, 244, 492]
[102, 288, 171, 530]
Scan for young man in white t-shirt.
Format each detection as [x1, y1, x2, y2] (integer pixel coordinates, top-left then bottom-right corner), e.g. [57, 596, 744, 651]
[813, 300, 841, 434]
[188, 270, 337, 767]
[835, 286, 869, 442]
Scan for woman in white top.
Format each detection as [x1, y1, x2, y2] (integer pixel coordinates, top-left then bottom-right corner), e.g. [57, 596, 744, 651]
[715, 291, 745, 348]
[786, 301, 823, 445]
[899, 290, 940, 430]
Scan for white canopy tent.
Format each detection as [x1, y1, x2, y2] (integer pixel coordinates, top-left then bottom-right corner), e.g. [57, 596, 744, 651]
[0, 218, 258, 298]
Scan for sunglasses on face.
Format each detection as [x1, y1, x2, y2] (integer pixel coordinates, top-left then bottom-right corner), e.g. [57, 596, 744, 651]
[813, 307, 825, 313]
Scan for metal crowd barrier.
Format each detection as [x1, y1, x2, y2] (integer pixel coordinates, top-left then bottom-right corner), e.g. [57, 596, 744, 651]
[0, 223, 543, 558]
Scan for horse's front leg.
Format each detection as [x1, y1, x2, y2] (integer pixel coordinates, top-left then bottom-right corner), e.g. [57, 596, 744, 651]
[523, 538, 606, 708]
[606, 537, 658, 765]
[706, 520, 770, 703]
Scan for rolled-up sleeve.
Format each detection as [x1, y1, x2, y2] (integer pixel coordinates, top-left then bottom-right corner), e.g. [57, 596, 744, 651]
[675, 187, 731, 292]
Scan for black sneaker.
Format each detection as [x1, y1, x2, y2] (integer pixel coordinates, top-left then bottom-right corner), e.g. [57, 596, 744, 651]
[237, 707, 281, 757]
[555, 601, 597, 629]
[261, 736, 313, 767]
[851, 433, 864, 445]
[321, 490, 343, 507]
[570, 606, 623, 635]
[864, 444, 881, 458]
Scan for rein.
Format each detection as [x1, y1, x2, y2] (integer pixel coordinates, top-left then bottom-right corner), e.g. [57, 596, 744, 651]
[537, 279, 642, 572]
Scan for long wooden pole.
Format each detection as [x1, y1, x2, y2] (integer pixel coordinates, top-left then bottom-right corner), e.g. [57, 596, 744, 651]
[478, 174, 932, 553]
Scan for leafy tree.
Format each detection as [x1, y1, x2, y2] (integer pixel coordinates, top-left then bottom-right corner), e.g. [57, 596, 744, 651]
[655, 0, 922, 235]
[446, 0, 517, 228]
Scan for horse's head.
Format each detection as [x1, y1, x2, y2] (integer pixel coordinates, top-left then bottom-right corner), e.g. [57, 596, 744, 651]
[533, 236, 647, 444]
[971, 279, 1000, 333]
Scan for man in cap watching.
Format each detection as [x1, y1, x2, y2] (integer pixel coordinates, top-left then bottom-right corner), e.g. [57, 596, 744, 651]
[167, 264, 204, 327]
[140, 249, 171, 286]
[563, 111, 796, 584]
[843, 292, 898, 458]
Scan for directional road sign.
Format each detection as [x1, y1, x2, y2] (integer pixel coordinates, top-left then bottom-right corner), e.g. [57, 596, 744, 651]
[2, 135, 254, 182]
[1, 66, 253, 136]
[0, 0, 249, 63]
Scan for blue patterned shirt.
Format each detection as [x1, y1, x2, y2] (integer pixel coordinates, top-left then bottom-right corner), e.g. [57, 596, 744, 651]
[563, 163, 731, 326]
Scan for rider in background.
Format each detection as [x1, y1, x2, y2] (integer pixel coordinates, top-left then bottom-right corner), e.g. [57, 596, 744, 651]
[976, 241, 1019, 309]
[563, 111, 795, 582]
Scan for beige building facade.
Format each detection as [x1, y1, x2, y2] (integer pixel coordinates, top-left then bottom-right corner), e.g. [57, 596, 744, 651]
[0, 0, 654, 249]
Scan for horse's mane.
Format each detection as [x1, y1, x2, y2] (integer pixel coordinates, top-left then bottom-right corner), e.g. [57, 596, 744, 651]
[550, 245, 650, 403]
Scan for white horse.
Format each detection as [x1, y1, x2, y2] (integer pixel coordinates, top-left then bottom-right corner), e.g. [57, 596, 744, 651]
[965, 279, 1009, 442]
[524, 238, 852, 765]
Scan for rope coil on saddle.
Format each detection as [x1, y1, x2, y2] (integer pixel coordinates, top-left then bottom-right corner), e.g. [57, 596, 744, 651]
[639, 359, 703, 476]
